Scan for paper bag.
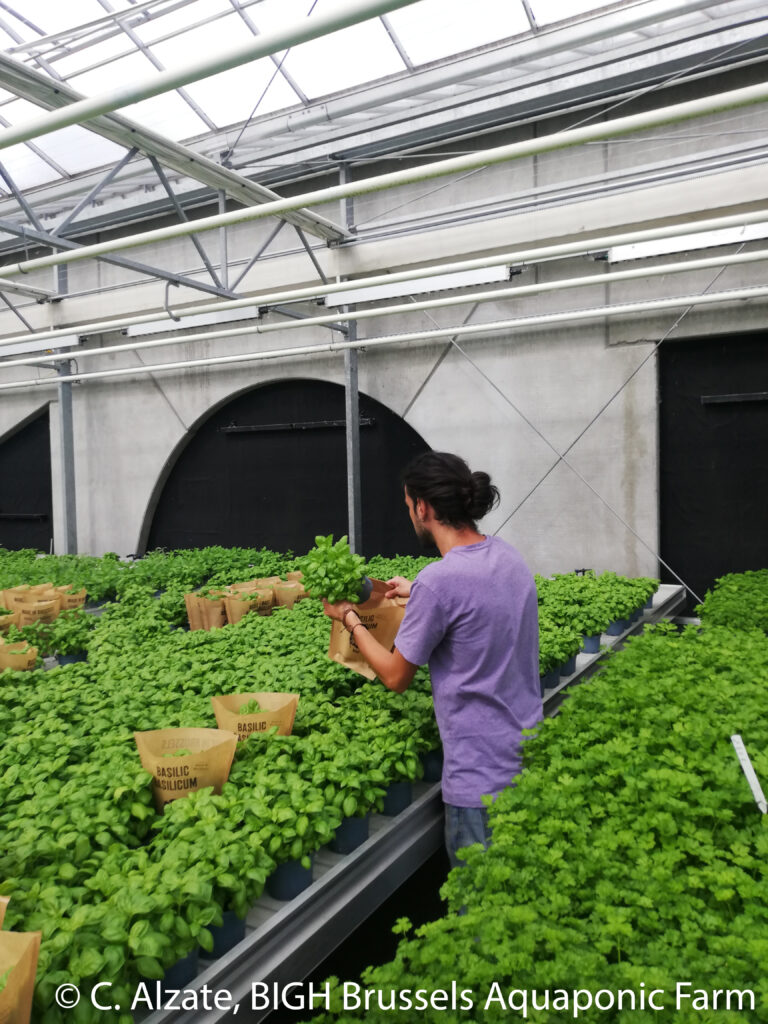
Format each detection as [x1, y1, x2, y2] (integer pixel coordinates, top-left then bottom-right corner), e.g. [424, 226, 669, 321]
[15, 598, 60, 627]
[223, 589, 273, 624]
[2, 589, 29, 611]
[199, 591, 228, 631]
[0, 642, 38, 672]
[134, 728, 238, 810]
[252, 576, 282, 588]
[184, 592, 204, 631]
[0, 896, 8, 929]
[328, 578, 407, 680]
[273, 581, 303, 609]
[50, 586, 87, 611]
[227, 581, 266, 598]
[0, 612, 19, 634]
[0, 930, 41, 1024]
[211, 692, 299, 741]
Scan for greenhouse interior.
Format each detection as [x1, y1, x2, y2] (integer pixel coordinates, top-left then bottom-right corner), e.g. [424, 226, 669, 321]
[1, 0, 768, 1021]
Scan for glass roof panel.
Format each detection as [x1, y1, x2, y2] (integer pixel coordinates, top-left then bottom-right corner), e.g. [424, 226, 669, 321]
[27, 124, 127, 175]
[132, 0, 229, 46]
[528, 0, 625, 28]
[10, 0, 106, 38]
[182, 59, 302, 127]
[121, 90, 211, 139]
[280, 20, 407, 99]
[0, 142, 60, 190]
[49, 31, 134, 79]
[387, 0, 530, 66]
[0, 0, 732, 199]
[148, 10, 248, 69]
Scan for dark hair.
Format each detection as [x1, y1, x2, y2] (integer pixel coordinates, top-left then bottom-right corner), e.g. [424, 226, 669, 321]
[401, 451, 500, 530]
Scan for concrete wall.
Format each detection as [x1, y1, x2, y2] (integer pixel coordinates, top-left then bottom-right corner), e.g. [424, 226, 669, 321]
[1, 73, 766, 576]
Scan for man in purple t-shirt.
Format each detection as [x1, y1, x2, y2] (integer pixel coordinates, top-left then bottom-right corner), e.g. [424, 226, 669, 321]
[323, 451, 542, 867]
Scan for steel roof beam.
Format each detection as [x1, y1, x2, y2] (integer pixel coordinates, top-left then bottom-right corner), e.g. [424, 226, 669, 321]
[0, 218, 238, 299]
[54, 147, 139, 236]
[148, 156, 224, 290]
[0, 55, 348, 243]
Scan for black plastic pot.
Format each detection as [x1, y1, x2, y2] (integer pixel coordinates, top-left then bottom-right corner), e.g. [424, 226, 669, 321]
[330, 814, 370, 854]
[581, 634, 601, 654]
[207, 910, 246, 958]
[382, 780, 412, 816]
[57, 651, 87, 666]
[421, 747, 444, 783]
[266, 858, 313, 901]
[162, 949, 199, 991]
[605, 618, 630, 636]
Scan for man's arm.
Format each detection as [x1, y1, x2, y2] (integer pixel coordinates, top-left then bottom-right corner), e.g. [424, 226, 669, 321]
[323, 599, 418, 693]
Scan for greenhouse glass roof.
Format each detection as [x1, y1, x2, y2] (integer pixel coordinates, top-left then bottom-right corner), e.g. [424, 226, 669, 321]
[0, 0, 686, 193]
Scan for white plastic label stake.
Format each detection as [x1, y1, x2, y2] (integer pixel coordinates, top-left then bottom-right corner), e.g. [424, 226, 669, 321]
[731, 734, 767, 813]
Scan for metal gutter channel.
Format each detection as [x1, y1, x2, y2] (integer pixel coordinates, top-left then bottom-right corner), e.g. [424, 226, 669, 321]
[140, 583, 685, 1023]
[141, 781, 444, 1024]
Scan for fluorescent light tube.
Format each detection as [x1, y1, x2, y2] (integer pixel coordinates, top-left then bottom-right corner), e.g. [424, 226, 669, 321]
[0, 335, 79, 358]
[126, 305, 260, 337]
[325, 266, 511, 307]
[608, 223, 768, 262]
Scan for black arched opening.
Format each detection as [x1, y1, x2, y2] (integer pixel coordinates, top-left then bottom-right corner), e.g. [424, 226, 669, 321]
[0, 407, 53, 552]
[144, 380, 431, 558]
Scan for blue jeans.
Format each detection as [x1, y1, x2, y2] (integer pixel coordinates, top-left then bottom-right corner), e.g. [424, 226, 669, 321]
[444, 803, 492, 868]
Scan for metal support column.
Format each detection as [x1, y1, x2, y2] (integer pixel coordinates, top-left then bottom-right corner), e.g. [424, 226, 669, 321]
[340, 164, 362, 553]
[57, 360, 77, 554]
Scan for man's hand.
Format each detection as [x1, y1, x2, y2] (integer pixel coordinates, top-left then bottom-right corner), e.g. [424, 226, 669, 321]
[385, 576, 412, 599]
[322, 599, 357, 624]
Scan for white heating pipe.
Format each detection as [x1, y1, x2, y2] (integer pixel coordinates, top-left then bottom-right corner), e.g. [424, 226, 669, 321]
[3, 247, 768, 372]
[3, 81, 768, 278]
[3, 284, 767, 392]
[0, 0, 422, 151]
[2, 207, 767, 351]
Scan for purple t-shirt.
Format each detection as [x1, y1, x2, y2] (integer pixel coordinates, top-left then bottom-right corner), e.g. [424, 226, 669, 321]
[395, 536, 541, 807]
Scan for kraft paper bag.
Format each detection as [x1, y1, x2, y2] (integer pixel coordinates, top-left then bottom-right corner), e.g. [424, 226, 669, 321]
[15, 598, 60, 627]
[273, 581, 303, 609]
[0, 611, 19, 634]
[184, 592, 204, 631]
[223, 589, 273, 624]
[0, 930, 41, 1024]
[211, 692, 299, 742]
[2, 589, 30, 611]
[198, 591, 228, 631]
[50, 586, 87, 611]
[0, 641, 37, 672]
[251, 576, 282, 589]
[328, 578, 407, 680]
[285, 571, 304, 582]
[134, 728, 238, 810]
[0, 896, 8, 929]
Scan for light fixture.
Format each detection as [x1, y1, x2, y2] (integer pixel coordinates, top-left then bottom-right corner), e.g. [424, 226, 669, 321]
[607, 223, 768, 262]
[324, 266, 513, 307]
[125, 305, 260, 338]
[0, 335, 79, 359]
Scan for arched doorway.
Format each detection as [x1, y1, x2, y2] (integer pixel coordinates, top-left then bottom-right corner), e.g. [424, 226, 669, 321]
[0, 408, 53, 552]
[144, 380, 430, 558]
